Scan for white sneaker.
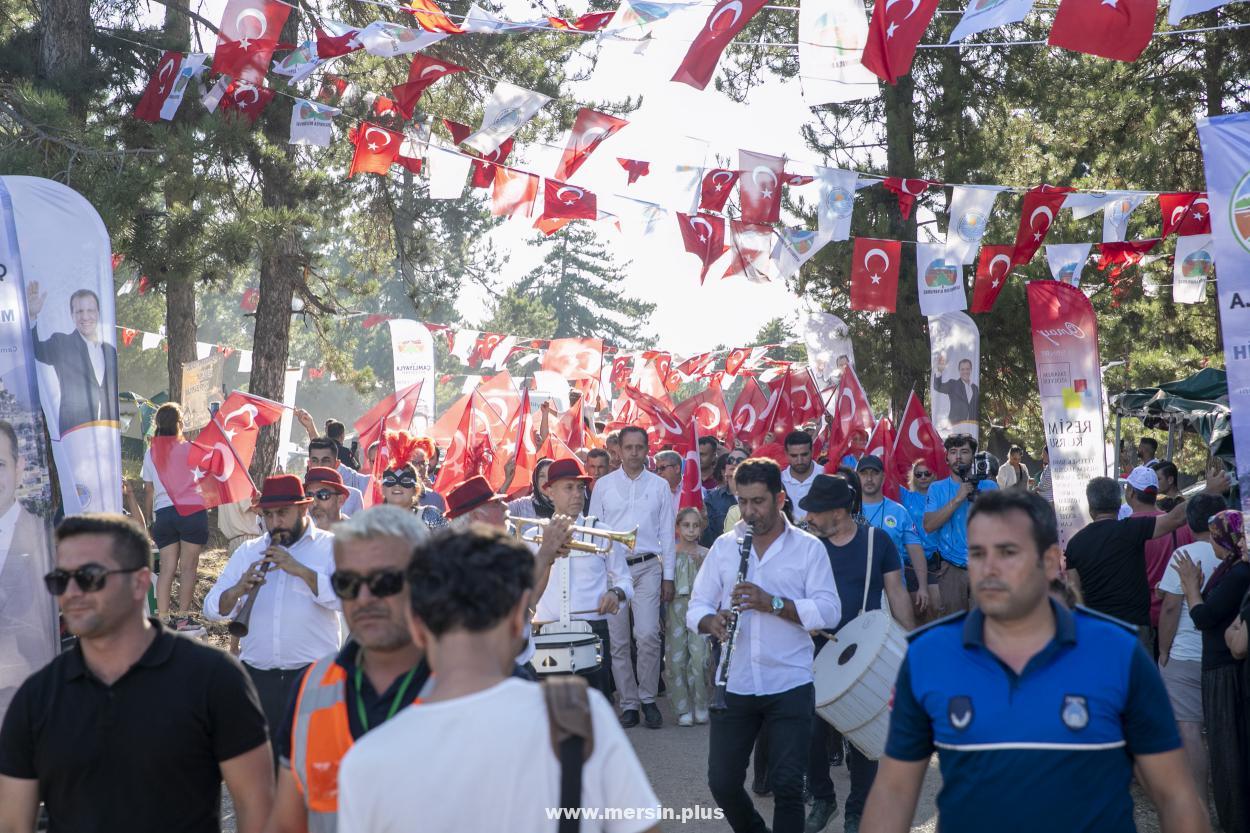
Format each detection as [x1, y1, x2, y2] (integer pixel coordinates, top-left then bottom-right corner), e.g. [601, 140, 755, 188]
[694, 707, 709, 724]
[678, 713, 694, 727]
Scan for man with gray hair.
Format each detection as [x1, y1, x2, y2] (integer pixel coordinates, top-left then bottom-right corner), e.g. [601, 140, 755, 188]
[266, 505, 430, 833]
[655, 450, 683, 512]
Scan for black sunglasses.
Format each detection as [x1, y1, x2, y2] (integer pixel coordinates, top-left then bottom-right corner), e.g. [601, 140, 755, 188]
[330, 569, 406, 600]
[726, 456, 747, 465]
[44, 564, 143, 596]
[381, 473, 419, 488]
[914, 470, 934, 478]
[310, 488, 339, 501]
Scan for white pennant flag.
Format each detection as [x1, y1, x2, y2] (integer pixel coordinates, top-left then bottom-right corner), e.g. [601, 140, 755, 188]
[948, 0, 1035, 43]
[140, 332, 163, 351]
[1061, 193, 1105, 219]
[946, 185, 1005, 264]
[355, 22, 448, 57]
[916, 242, 967, 316]
[1173, 234, 1215, 304]
[462, 3, 545, 32]
[427, 142, 473, 199]
[161, 53, 207, 120]
[237, 350, 253, 373]
[1102, 192, 1148, 242]
[798, 0, 878, 105]
[1044, 243, 1092, 285]
[289, 99, 339, 147]
[463, 82, 552, 156]
[200, 75, 230, 113]
[815, 166, 857, 241]
[1168, 0, 1243, 24]
[271, 40, 323, 84]
[772, 228, 832, 281]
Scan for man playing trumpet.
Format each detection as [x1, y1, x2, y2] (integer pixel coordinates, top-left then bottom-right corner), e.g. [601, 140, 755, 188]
[519, 457, 633, 697]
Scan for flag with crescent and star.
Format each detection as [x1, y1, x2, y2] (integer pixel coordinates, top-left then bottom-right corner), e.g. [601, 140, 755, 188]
[673, 382, 732, 445]
[678, 419, 705, 509]
[555, 108, 630, 181]
[892, 391, 949, 482]
[850, 237, 902, 312]
[1096, 239, 1161, 277]
[392, 55, 466, 119]
[219, 81, 275, 123]
[315, 22, 362, 58]
[677, 211, 728, 284]
[861, 0, 940, 82]
[624, 386, 686, 446]
[882, 177, 941, 220]
[349, 122, 403, 177]
[212, 0, 290, 85]
[700, 169, 741, 213]
[134, 51, 184, 122]
[443, 119, 513, 188]
[1159, 193, 1212, 237]
[723, 221, 779, 282]
[971, 245, 1014, 312]
[618, 158, 651, 184]
[738, 150, 785, 224]
[1010, 184, 1075, 267]
[1047, 0, 1156, 62]
[729, 376, 770, 445]
[864, 417, 901, 500]
[542, 179, 598, 221]
[672, 0, 770, 89]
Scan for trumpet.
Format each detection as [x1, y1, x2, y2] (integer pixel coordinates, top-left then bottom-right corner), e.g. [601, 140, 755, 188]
[505, 512, 637, 554]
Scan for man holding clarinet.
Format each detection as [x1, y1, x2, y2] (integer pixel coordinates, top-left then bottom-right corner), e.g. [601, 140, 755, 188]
[204, 476, 342, 735]
[688, 458, 841, 833]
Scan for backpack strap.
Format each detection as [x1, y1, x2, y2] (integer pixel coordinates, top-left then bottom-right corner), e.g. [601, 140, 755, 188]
[544, 676, 595, 833]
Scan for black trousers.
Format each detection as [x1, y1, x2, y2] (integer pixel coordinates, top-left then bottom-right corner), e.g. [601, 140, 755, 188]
[808, 717, 877, 817]
[709, 683, 814, 833]
[244, 663, 310, 739]
[528, 619, 613, 699]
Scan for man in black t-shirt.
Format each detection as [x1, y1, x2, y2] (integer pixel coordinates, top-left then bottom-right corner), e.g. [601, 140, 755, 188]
[0, 513, 272, 833]
[799, 475, 913, 833]
[1064, 470, 1226, 647]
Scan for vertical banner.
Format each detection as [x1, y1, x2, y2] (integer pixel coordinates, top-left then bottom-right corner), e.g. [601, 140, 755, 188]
[277, 367, 302, 469]
[387, 319, 437, 432]
[928, 311, 980, 439]
[800, 311, 855, 388]
[1027, 280, 1107, 546]
[2, 177, 120, 516]
[1198, 112, 1250, 511]
[179, 353, 225, 431]
[0, 181, 65, 723]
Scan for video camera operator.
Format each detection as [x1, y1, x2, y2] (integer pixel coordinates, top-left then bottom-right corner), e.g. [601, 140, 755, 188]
[922, 434, 999, 613]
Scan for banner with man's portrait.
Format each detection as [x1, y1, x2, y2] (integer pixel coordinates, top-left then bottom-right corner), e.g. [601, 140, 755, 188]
[928, 311, 981, 440]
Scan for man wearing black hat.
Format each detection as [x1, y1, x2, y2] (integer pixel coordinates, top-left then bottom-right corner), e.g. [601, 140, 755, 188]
[800, 474, 914, 833]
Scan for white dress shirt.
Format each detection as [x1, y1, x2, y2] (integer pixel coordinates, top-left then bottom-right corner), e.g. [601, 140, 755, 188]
[687, 519, 841, 696]
[531, 515, 634, 623]
[203, 521, 342, 669]
[781, 466, 817, 522]
[78, 331, 105, 386]
[588, 467, 677, 580]
[0, 502, 19, 577]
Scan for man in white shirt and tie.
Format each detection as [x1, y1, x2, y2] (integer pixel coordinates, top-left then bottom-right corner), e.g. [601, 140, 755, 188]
[204, 475, 341, 734]
[527, 458, 633, 697]
[589, 426, 676, 729]
[688, 457, 841, 833]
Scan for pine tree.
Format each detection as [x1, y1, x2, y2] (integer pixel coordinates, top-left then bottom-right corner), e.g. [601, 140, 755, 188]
[514, 224, 655, 347]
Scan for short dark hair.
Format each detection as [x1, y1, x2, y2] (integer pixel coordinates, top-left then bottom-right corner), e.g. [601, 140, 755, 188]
[154, 402, 182, 437]
[1187, 493, 1225, 533]
[1086, 477, 1123, 515]
[618, 425, 648, 446]
[1009, 445, 1024, 456]
[586, 448, 610, 464]
[308, 437, 338, 457]
[69, 288, 100, 312]
[406, 526, 534, 636]
[55, 513, 151, 571]
[944, 433, 977, 453]
[968, 490, 1059, 558]
[1155, 461, 1178, 483]
[698, 436, 719, 452]
[324, 419, 346, 441]
[734, 458, 783, 495]
[784, 430, 812, 450]
[1139, 437, 1159, 453]
[958, 358, 973, 369]
[1128, 485, 1157, 506]
[605, 430, 621, 446]
[836, 464, 862, 514]
[0, 420, 18, 463]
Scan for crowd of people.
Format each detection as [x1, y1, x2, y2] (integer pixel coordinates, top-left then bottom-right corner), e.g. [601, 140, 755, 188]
[0, 394, 1247, 833]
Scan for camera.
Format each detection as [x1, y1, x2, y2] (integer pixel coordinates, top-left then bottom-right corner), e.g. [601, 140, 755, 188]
[957, 452, 999, 500]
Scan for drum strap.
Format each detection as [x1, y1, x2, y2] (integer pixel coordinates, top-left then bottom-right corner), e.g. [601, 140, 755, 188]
[544, 676, 595, 833]
[860, 527, 875, 616]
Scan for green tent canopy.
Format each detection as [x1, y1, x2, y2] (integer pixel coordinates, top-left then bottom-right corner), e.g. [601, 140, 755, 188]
[1109, 369, 1232, 464]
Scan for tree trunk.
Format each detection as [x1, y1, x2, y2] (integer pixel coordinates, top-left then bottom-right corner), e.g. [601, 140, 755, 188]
[1204, 31, 1225, 117]
[162, 0, 198, 399]
[37, 0, 92, 118]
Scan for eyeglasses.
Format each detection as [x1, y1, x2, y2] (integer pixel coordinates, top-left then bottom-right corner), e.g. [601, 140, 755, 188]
[330, 569, 406, 600]
[726, 457, 747, 465]
[913, 471, 934, 478]
[381, 473, 419, 488]
[310, 488, 339, 501]
[44, 564, 143, 596]
[656, 463, 678, 470]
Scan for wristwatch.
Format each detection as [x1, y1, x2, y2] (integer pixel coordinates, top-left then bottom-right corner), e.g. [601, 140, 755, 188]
[770, 595, 785, 614]
[611, 587, 627, 603]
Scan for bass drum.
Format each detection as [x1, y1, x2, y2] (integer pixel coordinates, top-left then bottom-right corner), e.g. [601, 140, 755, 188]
[813, 610, 907, 760]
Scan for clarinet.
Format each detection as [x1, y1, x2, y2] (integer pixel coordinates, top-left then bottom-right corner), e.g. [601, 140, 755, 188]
[711, 525, 754, 712]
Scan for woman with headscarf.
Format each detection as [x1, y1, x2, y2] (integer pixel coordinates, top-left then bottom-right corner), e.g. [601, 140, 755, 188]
[504, 458, 555, 520]
[1175, 509, 1249, 833]
[379, 432, 447, 530]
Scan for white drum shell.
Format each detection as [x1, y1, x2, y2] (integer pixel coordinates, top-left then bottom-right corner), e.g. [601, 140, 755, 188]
[532, 629, 602, 676]
[813, 610, 908, 760]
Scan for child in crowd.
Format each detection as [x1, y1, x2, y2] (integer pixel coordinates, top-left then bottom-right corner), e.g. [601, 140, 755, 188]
[666, 507, 711, 726]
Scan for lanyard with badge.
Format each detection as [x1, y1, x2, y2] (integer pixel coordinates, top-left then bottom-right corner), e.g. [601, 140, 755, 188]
[354, 664, 418, 731]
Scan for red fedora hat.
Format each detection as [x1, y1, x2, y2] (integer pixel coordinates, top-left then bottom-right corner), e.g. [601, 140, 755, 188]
[303, 467, 349, 497]
[545, 457, 592, 485]
[444, 475, 506, 520]
[254, 474, 313, 508]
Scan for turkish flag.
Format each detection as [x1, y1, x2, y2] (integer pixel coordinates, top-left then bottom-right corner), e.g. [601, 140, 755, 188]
[607, 396, 642, 432]
[554, 108, 630, 181]
[729, 376, 771, 446]
[467, 332, 507, 368]
[625, 386, 686, 446]
[1010, 184, 1075, 267]
[316, 26, 361, 59]
[554, 397, 588, 450]
[675, 352, 717, 381]
[490, 387, 538, 497]
[442, 119, 512, 187]
[618, 158, 651, 184]
[679, 420, 705, 509]
[677, 212, 728, 283]
[850, 238, 902, 313]
[392, 56, 466, 118]
[1097, 239, 1160, 277]
[829, 365, 875, 446]
[882, 178, 941, 220]
[861, 0, 940, 83]
[672, 0, 769, 89]
[610, 354, 635, 390]
[316, 74, 349, 103]
[892, 391, 949, 482]
[739, 151, 785, 225]
[214, 391, 285, 466]
[134, 51, 183, 122]
[219, 81, 274, 123]
[407, 0, 464, 32]
[864, 417, 901, 500]
[700, 169, 740, 213]
[542, 337, 604, 382]
[971, 245, 1014, 313]
[632, 354, 674, 402]
[476, 371, 523, 428]
[349, 122, 402, 177]
[1048, 0, 1156, 62]
[1159, 193, 1212, 237]
[430, 388, 509, 454]
[491, 168, 539, 218]
[538, 431, 579, 463]
[789, 369, 825, 426]
[673, 383, 732, 444]
[152, 427, 259, 516]
[354, 381, 425, 455]
[542, 179, 597, 221]
[213, 0, 290, 85]
[723, 221, 777, 282]
[548, 11, 615, 30]
[757, 371, 796, 440]
[433, 392, 499, 493]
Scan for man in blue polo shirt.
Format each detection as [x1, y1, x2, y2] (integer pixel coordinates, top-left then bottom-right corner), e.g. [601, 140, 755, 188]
[857, 455, 931, 620]
[923, 433, 997, 613]
[863, 490, 1207, 833]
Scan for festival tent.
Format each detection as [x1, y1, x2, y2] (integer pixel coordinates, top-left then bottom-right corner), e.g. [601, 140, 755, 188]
[1109, 367, 1232, 468]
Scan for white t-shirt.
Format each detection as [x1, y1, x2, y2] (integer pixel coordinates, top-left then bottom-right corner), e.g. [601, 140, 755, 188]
[140, 448, 173, 511]
[338, 677, 660, 833]
[1157, 540, 1223, 663]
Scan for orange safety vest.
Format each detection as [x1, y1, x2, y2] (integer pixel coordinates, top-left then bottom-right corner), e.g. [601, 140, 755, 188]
[289, 654, 422, 833]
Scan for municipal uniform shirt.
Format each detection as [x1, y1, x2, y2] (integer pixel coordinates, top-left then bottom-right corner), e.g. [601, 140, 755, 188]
[885, 602, 1180, 833]
[861, 497, 921, 565]
[924, 477, 998, 567]
[781, 466, 817, 522]
[899, 488, 938, 560]
[588, 468, 677, 580]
